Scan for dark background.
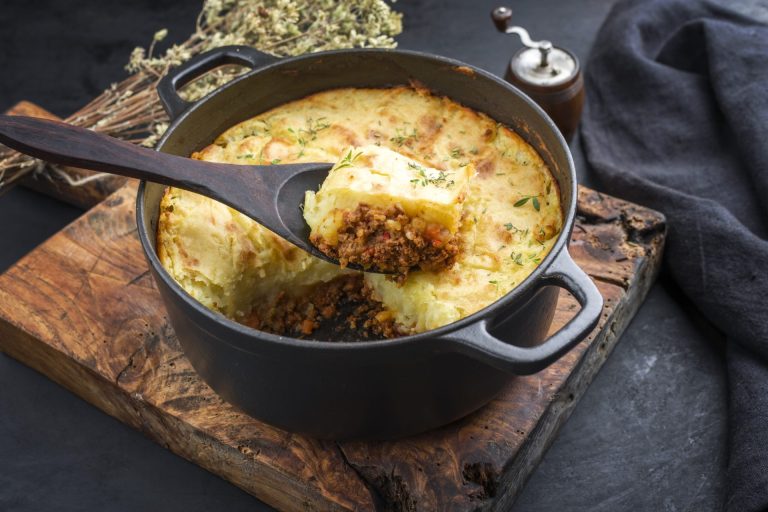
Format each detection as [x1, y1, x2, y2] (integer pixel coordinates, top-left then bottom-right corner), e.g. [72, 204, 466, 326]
[0, 1, 728, 510]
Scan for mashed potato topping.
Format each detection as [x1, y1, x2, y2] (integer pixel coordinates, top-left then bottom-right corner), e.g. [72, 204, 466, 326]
[156, 86, 562, 336]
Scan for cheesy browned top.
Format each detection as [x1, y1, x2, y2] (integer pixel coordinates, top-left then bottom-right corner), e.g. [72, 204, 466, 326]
[156, 86, 563, 334]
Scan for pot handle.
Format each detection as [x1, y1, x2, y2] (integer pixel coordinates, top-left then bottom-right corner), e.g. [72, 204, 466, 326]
[156, 45, 279, 120]
[444, 251, 603, 375]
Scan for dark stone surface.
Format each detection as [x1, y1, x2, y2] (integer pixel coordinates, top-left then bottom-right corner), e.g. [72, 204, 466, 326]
[515, 280, 727, 511]
[0, 188, 82, 270]
[0, 0, 728, 510]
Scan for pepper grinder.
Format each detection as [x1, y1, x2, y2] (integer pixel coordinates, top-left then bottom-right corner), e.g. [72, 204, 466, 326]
[491, 6, 584, 143]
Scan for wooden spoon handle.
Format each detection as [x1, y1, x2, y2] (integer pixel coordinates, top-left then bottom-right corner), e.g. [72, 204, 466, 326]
[0, 115, 331, 255]
[0, 113, 286, 228]
[3, 103, 127, 208]
[0, 114, 281, 223]
[0, 115, 214, 188]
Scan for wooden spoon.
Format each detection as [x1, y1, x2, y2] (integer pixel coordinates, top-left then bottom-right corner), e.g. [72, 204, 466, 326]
[0, 114, 383, 272]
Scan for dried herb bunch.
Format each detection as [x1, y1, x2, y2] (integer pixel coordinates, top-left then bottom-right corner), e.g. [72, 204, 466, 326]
[0, 0, 402, 192]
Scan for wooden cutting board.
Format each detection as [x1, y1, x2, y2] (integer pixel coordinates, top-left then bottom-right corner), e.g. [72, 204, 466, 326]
[0, 183, 664, 511]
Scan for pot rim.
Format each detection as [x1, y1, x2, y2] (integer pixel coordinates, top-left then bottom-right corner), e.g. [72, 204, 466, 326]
[136, 47, 577, 353]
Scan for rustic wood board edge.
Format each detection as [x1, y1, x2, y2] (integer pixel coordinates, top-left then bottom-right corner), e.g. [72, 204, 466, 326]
[492, 211, 664, 510]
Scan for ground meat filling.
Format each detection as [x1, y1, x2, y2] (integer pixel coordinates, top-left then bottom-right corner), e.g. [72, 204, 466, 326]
[241, 274, 403, 340]
[312, 204, 461, 274]
[241, 203, 463, 338]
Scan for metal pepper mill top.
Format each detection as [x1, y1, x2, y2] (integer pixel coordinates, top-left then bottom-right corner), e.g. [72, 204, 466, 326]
[491, 6, 584, 142]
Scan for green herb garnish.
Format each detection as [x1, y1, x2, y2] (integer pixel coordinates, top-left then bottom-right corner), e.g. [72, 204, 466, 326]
[514, 195, 541, 211]
[390, 127, 419, 147]
[334, 149, 363, 170]
[299, 116, 330, 141]
[408, 162, 455, 188]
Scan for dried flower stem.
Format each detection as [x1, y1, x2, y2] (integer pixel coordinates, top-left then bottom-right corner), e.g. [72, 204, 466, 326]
[0, 0, 402, 194]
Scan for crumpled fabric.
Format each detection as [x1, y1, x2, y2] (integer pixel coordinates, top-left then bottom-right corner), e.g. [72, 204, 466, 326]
[581, 1, 768, 510]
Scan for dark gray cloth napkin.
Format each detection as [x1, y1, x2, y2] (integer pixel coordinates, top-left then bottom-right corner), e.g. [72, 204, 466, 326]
[581, 0, 768, 509]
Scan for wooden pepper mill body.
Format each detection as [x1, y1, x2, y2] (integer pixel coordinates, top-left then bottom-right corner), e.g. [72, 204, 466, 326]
[505, 49, 584, 143]
[493, 7, 584, 143]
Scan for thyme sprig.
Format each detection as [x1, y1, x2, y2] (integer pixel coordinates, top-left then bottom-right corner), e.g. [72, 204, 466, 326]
[408, 162, 455, 188]
[334, 149, 363, 170]
[390, 127, 419, 147]
[514, 195, 541, 211]
[300, 117, 330, 141]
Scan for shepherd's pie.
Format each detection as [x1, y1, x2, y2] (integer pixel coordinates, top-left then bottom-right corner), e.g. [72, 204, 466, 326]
[156, 86, 562, 337]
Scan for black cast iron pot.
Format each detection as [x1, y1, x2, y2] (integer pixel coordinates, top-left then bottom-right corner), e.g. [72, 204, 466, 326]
[136, 46, 603, 440]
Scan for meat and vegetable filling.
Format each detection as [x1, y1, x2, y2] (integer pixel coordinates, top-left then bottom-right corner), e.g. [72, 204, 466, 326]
[312, 203, 462, 274]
